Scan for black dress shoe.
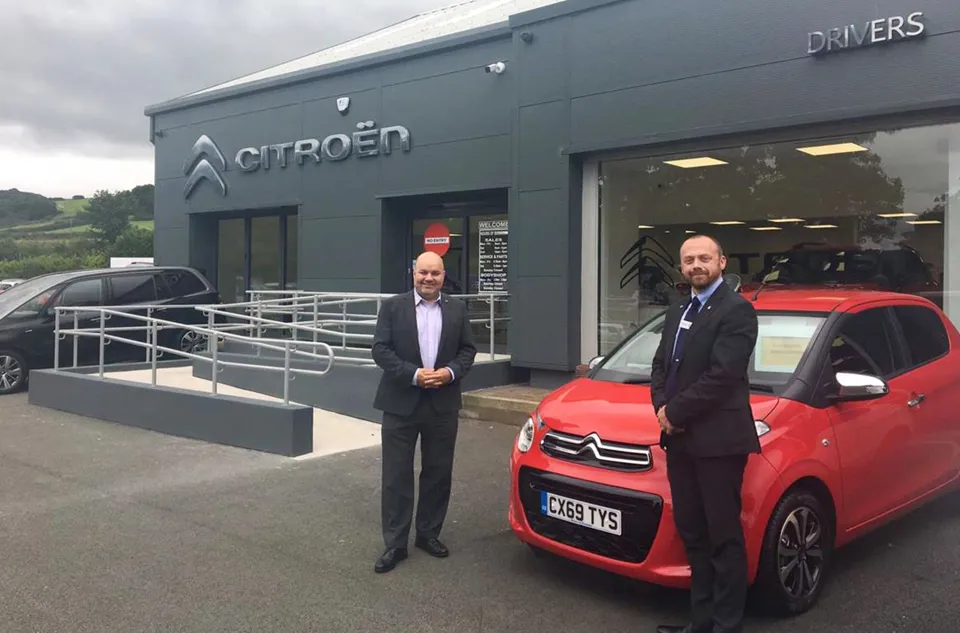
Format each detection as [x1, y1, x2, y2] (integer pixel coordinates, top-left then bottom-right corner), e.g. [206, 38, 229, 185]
[415, 537, 449, 558]
[374, 547, 407, 573]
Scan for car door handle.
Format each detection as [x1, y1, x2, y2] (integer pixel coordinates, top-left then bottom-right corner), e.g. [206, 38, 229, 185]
[908, 394, 926, 408]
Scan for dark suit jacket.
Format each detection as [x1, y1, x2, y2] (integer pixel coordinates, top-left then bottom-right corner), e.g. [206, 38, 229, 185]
[371, 290, 478, 417]
[650, 280, 761, 457]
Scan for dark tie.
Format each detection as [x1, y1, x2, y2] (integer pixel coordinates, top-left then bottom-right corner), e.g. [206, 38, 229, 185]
[665, 296, 702, 400]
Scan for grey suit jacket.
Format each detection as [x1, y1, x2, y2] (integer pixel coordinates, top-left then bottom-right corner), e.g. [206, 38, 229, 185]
[371, 291, 478, 417]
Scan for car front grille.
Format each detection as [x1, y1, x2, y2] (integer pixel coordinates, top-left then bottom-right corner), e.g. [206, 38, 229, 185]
[540, 430, 653, 472]
[518, 466, 663, 564]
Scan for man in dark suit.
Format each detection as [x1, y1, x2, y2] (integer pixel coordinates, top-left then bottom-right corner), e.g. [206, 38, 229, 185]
[370, 251, 477, 573]
[650, 235, 760, 633]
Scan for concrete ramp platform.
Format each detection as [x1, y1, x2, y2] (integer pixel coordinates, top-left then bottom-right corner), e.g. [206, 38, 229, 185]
[27, 364, 381, 459]
[104, 366, 382, 460]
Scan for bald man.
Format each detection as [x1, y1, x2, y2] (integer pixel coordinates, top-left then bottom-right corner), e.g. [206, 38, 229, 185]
[370, 251, 477, 573]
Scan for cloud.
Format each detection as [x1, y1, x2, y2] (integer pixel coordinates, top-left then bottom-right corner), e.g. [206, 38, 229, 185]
[0, 0, 450, 196]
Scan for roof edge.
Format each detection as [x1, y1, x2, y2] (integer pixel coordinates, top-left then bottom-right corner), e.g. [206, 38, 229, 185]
[510, 0, 626, 27]
[144, 22, 512, 118]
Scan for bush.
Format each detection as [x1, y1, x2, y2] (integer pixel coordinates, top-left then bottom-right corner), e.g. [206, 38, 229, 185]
[0, 252, 108, 279]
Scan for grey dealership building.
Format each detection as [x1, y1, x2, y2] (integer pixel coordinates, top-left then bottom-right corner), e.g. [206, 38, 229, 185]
[145, 0, 960, 387]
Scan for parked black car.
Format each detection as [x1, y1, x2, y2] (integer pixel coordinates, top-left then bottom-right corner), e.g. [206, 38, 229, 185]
[0, 266, 219, 395]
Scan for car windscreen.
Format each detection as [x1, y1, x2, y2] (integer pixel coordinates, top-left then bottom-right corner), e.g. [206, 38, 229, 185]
[0, 273, 74, 319]
[592, 308, 827, 390]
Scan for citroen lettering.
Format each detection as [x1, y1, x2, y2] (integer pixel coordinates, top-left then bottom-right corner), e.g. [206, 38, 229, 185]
[231, 122, 412, 174]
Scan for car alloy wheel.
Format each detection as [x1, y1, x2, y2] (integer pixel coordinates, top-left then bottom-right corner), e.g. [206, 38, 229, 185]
[752, 488, 834, 616]
[0, 352, 25, 394]
[179, 330, 207, 354]
[777, 506, 825, 600]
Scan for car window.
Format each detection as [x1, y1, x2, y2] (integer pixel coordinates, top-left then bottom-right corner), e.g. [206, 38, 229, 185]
[110, 273, 157, 304]
[162, 270, 206, 297]
[595, 309, 826, 389]
[57, 279, 104, 307]
[828, 308, 898, 377]
[893, 305, 949, 367]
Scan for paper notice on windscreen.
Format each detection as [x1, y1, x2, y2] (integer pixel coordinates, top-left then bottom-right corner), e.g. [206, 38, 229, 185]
[754, 323, 819, 373]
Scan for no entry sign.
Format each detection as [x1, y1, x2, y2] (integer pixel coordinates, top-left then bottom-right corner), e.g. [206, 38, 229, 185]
[423, 222, 451, 256]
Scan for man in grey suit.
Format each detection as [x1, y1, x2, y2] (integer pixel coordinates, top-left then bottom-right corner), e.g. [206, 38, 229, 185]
[371, 251, 477, 573]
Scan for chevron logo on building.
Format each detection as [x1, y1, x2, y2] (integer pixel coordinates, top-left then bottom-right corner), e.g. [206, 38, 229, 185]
[182, 134, 228, 198]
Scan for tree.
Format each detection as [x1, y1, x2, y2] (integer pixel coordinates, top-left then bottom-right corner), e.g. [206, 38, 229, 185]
[87, 189, 132, 244]
[109, 226, 154, 257]
[129, 184, 154, 220]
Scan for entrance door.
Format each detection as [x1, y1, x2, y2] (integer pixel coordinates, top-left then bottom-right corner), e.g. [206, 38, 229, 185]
[215, 212, 298, 305]
[408, 212, 510, 356]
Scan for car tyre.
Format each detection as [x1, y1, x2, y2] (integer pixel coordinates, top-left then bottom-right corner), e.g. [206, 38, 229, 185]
[752, 488, 834, 617]
[0, 350, 28, 395]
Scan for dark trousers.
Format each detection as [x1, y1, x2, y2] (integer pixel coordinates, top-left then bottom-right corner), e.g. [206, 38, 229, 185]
[666, 449, 749, 633]
[381, 394, 459, 550]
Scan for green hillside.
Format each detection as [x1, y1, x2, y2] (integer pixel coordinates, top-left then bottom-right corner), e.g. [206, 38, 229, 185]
[0, 187, 154, 279]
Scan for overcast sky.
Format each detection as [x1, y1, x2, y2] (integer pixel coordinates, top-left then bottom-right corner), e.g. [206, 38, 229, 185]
[0, 0, 452, 198]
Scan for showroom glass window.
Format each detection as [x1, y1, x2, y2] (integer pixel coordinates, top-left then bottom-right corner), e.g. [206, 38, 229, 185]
[596, 122, 960, 355]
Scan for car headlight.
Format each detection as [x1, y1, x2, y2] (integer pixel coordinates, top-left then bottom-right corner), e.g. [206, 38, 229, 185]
[517, 417, 536, 453]
[755, 420, 771, 437]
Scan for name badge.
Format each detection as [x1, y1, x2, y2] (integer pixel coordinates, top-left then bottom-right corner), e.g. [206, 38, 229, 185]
[679, 320, 692, 330]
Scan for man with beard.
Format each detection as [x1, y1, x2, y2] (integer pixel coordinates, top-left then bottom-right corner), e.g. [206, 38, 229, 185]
[651, 235, 760, 633]
[370, 251, 477, 573]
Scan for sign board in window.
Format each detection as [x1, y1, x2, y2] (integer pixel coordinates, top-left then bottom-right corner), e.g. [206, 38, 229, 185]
[754, 321, 820, 374]
[478, 220, 508, 293]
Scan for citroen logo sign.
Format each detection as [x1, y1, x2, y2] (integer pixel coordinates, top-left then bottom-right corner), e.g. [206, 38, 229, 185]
[183, 134, 228, 198]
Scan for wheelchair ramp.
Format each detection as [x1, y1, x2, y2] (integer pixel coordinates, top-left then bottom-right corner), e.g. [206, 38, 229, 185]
[103, 366, 382, 460]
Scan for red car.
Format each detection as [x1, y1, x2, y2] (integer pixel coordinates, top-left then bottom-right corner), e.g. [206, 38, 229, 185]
[508, 287, 960, 615]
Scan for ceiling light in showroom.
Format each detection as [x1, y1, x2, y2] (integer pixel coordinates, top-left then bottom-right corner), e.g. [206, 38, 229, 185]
[663, 157, 728, 168]
[796, 142, 868, 156]
[907, 220, 942, 225]
[878, 212, 918, 218]
[750, 226, 782, 231]
[805, 223, 838, 229]
[768, 218, 805, 223]
[710, 220, 745, 225]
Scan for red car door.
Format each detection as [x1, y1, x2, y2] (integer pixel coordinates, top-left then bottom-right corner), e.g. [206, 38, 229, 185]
[823, 304, 916, 531]
[889, 302, 960, 496]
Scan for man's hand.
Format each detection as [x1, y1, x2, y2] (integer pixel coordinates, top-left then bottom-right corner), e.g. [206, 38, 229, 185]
[657, 406, 681, 435]
[418, 368, 453, 389]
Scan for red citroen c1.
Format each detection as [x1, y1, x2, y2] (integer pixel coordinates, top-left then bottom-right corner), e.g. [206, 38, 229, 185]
[508, 287, 960, 615]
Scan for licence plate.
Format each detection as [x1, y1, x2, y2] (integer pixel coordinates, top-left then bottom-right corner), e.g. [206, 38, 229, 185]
[540, 491, 622, 536]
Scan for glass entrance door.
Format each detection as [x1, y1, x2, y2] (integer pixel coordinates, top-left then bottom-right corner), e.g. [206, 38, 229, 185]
[215, 212, 298, 304]
[409, 212, 509, 356]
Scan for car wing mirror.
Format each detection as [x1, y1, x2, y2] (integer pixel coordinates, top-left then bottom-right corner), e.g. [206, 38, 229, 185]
[588, 355, 605, 370]
[830, 371, 889, 403]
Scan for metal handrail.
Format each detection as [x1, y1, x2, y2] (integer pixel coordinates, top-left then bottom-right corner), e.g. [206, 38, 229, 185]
[53, 306, 340, 404]
[49, 288, 509, 403]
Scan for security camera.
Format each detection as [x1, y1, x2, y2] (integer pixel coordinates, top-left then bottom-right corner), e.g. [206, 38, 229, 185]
[484, 62, 506, 74]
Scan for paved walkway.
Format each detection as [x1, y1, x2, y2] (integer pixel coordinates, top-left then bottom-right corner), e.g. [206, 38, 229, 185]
[0, 393, 957, 632]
